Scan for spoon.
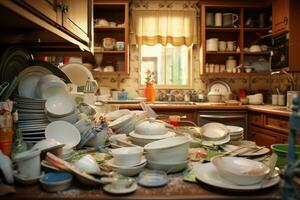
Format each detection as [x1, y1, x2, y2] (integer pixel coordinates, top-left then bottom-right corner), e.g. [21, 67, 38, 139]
[276, 88, 280, 95]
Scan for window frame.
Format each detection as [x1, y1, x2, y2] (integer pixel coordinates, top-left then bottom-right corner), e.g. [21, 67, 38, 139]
[138, 44, 193, 89]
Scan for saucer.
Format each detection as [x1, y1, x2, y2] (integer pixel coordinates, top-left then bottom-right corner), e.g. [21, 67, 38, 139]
[138, 170, 168, 187]
[107, 156, 146, 168]
[103, 182, 137, 194]
[193, 163, 280, 191]
[14, 173, 43, 185]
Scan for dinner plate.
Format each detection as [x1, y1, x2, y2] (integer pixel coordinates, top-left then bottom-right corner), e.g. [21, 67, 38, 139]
[193, 162, 280, 191]
[103, 182, 138, 194]
[208, 81, 232, 99]
[61, 63, 94, 86]
[226, 125, 244, 134]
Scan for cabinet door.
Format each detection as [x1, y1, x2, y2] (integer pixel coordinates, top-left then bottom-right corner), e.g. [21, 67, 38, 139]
[272, 0, 289, 35]
[251, 126, 278, 148]
[154, 110, 197, 124]
[62, 0, 90, 43]
[17, 0, 61, 24]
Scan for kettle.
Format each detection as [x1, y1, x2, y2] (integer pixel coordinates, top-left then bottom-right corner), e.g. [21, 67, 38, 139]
[84, 78, 98, 93]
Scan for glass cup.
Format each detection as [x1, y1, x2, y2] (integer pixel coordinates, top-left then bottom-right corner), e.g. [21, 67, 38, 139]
[169, 115, 180, 127]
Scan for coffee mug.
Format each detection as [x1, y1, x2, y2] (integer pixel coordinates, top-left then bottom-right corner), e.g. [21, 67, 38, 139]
[115, 41, 125, 51]
[218, 41, 226, 51]
[222, 13, 238, 27]
[206, 12, 214, 26]
[215, 13, 222, 26]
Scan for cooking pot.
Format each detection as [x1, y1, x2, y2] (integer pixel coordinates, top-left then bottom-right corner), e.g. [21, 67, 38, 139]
[207, 90, 223, 103]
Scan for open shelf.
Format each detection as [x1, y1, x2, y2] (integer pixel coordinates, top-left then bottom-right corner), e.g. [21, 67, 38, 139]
[206, 27, 241, 32]
[94, 49, 126, 54]
[206, 51, 240, 55]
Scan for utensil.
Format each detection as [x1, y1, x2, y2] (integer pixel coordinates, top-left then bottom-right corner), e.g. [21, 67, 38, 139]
[0, 82, 9, 97]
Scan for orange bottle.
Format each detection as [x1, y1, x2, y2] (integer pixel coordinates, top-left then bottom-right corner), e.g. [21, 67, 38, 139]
[144, 83, 156, 102]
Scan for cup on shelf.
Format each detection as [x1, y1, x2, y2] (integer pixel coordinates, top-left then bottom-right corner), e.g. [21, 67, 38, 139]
[226, 41, 236, 51]
[206, 38, 219, 51]
[103, 38, 116, 50]
[222, 13, 239, 27]
[218, 41, 226, 51]
[115, 41, 125, 51]
[215, 13, 222, 26]
[206, 12, 214, 26]
[209, 64, 215, 73]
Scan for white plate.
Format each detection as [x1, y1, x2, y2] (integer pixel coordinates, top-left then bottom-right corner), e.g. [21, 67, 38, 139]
[109, 113, 134, 130]
[61, 63, 94, 86]
[107, 157, 147, 168]
[193, 163, 280, 191]
[17, 66, 52, 98]
[208, 81, 232, 99]
[129, 131, 176, 140]
[226, 125, 244, 134]
[45, 121, 80, 149]
[221, 144, 270, 157]
[201, 134, 230, 146]
[103, 182, 137, 194]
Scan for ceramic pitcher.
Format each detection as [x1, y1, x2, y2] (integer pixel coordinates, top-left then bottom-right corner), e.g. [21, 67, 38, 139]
[222, 13, 238, 27]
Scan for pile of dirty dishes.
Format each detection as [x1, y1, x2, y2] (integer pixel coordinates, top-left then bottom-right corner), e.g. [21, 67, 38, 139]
[107, 147, 146, 176]
[200, 122, 230, 145]
[128, 118, 176, 146]
[45, 94, 78, 124]
[226, 125, 244, 142]
[144, 136, 190, 173]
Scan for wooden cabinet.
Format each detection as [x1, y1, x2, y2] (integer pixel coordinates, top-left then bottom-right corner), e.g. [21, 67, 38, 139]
[272, 0, 289, 35]
[154, 110, 197, 124]
[198, 1, 272, 76]
[92, 0, 129, 74]
[0, 0, 92, 51]
[248, 111, 289, 148]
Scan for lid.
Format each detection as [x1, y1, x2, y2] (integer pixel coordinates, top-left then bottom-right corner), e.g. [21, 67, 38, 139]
[135, 118, 167, 135]
[14, 149, 40, 162]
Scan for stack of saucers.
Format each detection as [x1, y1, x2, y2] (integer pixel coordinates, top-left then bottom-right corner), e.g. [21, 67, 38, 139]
[15, 95, 48, 143]
[226, 125, 244, 142]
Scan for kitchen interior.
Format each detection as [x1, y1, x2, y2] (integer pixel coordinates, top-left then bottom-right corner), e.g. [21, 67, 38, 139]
[0, 0, 300, 199]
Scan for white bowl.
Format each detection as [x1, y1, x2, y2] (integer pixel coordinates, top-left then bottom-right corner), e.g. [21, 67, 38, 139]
[109, 113, 134, 130]
[249, 45, 261, 52]
[144, 136, 190, 162]
[47, 110, 78, 124]
[108, 161, 146, 177]
[129, 131, 176, 147]
[45, 94, 76, 117]
[74, 154, 101, 174]
[202, 123, 229, 141]
[135, 118, 167, 135]
[147, 159, 188, 173]
[212, 156, 270, 185]
[45, 121, 81, 149]
[111, 147, 144, 166]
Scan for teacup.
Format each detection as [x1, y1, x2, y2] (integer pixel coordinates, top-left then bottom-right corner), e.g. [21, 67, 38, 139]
[115, 41, 125, 51]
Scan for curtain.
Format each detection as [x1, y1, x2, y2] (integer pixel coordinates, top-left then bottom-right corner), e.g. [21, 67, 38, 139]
[131, 3, 198, 46]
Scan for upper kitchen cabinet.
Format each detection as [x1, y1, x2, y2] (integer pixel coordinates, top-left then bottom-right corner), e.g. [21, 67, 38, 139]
[272, 0, 289, 36]
[198, 0, 272, 76]
[92, 0, 129, 75]
[0, 0, 92, 52]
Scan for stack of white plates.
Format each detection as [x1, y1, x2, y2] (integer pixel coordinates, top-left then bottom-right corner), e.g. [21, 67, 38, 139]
[226, 125, 244, 142]
[109, 113, 136, 134]
[15, 96, 48, 143]
[107, 157, 147, 177]
[200, 123, 230, 146]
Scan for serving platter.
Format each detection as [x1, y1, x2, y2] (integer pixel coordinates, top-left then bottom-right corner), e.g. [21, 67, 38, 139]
[208, 80, 232, 99]
[193, 163, 280, 191]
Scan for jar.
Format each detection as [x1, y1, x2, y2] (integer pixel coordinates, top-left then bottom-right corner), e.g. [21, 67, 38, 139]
[225, 56, 237, 72]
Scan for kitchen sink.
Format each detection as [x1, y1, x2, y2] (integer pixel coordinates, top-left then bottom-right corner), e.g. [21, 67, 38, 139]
[151, 101, 196, 105]
[272, 107, 290, 112]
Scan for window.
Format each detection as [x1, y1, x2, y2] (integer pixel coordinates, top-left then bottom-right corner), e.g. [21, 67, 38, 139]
[140, 44, 192, 88]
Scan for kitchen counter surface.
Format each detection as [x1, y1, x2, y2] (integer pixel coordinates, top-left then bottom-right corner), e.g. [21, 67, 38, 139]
[104, 102, 291, 117]
[4, 173, 281, 200]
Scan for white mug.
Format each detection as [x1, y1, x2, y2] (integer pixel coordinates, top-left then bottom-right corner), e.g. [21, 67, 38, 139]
[278, 95, 285, 106]
[215, 13, 222, 26]
[272, 94, 278, 105]
[218, 41, 226, 51]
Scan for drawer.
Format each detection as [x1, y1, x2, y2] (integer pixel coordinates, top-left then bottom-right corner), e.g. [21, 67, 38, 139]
[248, 112, 263, 126]
[265, 114, 289, 133]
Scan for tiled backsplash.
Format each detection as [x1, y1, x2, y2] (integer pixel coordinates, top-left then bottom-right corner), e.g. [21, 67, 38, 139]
[95, 45, 299, 103]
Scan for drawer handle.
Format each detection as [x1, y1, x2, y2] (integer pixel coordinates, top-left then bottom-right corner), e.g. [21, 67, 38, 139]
[199, 115, 245, 119]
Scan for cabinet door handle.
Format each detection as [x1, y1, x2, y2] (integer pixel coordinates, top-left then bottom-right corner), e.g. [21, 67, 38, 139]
[199, 114, 245, 119]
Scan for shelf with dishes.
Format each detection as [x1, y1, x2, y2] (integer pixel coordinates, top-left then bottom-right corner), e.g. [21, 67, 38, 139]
[94, 26, 125, 31]
[206, 51, 240, 55]
[94, 49, 126, 54]
[203, 72, 270, 77]
[206, 27, 240, 32]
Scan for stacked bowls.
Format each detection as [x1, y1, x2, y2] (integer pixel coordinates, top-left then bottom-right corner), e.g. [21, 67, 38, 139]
[108, 147, 146, 176]
[226, 125, 244, 142]
[144, 136, 190, 173]
[129, 118, 175, 146]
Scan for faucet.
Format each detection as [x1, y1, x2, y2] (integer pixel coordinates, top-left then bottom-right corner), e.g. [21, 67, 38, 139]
[167, 93, 176, 102]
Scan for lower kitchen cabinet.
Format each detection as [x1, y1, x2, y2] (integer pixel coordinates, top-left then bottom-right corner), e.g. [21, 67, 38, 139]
[153, 110, 197, 124]
[248, 111, 289, 148]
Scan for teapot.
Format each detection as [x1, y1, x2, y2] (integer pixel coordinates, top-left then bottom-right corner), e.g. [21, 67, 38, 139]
[83, 78, 98, 93]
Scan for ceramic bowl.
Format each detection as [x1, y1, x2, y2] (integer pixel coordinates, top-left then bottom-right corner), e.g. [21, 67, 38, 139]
[110, 162, 146, 177]
[40, 172, 73, 192]
[129, 131, 176, 147]
[271, 144, 300, 168]
[45, 94, 76, 117]
[135, 118, 167, 135]
[45, 121, 81, 149]
[212, 156, 270, 185]
[109, 113, 134, 130]
[111, 147, 144, 166]
[74, 154, 101, 174]
[144, 136, 190, 162]
[201, 122, 229, 141]
[147, 159, 188, 173]
[47, 110, 78, 124]
[249, 45, 261, 52]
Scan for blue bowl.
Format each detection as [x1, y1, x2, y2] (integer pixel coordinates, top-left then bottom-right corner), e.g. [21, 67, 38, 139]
[40, 172, 73, 192]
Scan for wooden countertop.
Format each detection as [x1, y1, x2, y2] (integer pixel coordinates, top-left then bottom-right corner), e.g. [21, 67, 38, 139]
[4, 173, 280, 200]
[99, 102, 291, 117]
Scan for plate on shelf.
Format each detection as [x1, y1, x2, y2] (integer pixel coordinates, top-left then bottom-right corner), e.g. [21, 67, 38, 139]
[208, 81, 232, 99]
[193, 162, 280, 191]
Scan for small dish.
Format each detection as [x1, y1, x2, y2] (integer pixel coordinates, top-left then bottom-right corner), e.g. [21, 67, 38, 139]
[40, 172, 73, 192]
[111, 147, 144, 166]
[108, 157, 146, 168]
[109, 162, 146, 177]
[103, 179, 137, 194]
[138, 170, 168, 187]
